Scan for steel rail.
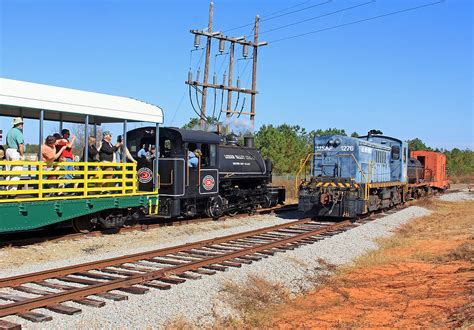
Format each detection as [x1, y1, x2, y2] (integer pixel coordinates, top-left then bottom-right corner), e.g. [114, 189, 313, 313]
[0, 204, 298, 249]
[0, 216, 307, 288]
[0, 220, 351, 317]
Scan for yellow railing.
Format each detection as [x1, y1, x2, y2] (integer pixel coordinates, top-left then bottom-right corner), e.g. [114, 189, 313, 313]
[295, 152, 318, 192]
[0, 160, 157, 203]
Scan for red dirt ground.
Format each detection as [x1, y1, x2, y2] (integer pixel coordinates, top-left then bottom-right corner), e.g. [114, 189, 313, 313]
[275, 201, 473, 328]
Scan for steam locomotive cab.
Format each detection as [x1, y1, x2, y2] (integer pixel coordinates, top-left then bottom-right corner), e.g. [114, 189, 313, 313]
[127, 127, 284, 219]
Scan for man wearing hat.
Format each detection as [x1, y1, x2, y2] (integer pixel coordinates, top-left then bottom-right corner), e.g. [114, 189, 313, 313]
[5, 117, 25, 190]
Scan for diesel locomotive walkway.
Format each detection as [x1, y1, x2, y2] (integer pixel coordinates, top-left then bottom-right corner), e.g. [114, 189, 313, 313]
[0, 218, 355, 329]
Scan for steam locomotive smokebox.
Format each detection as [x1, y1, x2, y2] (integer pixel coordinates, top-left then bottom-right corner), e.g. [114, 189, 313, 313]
[218, 145, 267, 175]
[244, 135, 254, 148]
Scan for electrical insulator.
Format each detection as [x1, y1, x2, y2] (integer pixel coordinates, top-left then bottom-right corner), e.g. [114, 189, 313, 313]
[213, 72, 217, 85]
[196, 68, 201, 82]
[223, 72, 227, 85]
[194, 34, 201, 49]
[242, 44, 249, 58]
[188, 69, 192, 83]
[237, 77, 241, 88]
[219, 39, 225, 53]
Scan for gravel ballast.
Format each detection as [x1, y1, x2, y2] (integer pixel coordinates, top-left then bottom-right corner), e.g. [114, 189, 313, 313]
[1, 192, 470, 328]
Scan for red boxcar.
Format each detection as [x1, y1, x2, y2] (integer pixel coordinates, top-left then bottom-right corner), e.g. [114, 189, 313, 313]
[411, 150, 450, 190]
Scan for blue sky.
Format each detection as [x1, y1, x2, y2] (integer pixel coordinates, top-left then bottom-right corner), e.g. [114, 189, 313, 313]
[0, 0, 472, 150]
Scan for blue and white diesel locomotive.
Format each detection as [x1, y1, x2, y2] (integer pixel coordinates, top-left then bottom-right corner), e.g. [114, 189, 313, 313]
[298, 130, 409, 218]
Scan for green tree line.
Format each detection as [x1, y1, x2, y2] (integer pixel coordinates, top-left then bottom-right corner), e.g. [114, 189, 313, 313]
[183, 118, 473, 177]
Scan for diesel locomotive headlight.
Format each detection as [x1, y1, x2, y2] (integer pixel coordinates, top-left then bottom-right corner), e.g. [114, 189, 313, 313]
[328, 139, 334, 146]
[334, 139, 341, 147]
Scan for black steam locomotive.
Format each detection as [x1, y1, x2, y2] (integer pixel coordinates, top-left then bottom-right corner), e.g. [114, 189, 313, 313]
[127, 127, 285, 218]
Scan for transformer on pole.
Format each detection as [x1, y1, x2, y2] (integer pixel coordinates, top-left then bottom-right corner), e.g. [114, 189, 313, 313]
[186, 2, 267, 130]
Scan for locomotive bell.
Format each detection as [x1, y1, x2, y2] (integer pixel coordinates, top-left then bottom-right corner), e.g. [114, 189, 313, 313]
[226, 133, 238, 145]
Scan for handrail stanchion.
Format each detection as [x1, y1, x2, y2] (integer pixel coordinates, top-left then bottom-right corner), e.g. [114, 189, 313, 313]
[84, 162, 88, 197]
[38, 162, 43, 199]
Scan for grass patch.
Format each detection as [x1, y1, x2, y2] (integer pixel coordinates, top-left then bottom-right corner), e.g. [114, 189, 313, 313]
[218, 274, 290, 327]
[350, 200, 474, 268]
[164, 315, 195, 330]
[435, 241, 474, 263]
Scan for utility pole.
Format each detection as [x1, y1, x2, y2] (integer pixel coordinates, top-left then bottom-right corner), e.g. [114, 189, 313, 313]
[200, 2, 213, 129]
[250, 15, 259, 122]
[186, 3, 267, 130]
[226, 41, 235, 119]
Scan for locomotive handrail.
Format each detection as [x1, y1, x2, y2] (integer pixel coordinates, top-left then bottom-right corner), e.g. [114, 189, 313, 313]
[0, 160, 157, 203]
[295, 152, 321, 191]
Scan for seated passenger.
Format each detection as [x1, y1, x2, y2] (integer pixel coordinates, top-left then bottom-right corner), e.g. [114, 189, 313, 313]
[188, 150, 199, 168]
[137, 144, 147, 159]
[146, 145, 156, 161]
[42, 136, 67, 167]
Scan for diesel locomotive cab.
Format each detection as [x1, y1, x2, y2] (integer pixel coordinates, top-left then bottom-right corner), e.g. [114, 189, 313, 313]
[127, 127, 285, 219]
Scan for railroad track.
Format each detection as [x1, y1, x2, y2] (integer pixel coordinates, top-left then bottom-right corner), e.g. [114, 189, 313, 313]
[0, 204, 298, 248]
[0, 217, 360, 329]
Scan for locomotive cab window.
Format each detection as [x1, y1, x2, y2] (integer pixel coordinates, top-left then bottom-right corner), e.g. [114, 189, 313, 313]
[209, 144, 216, 167]
[160, 138, 172, 157]
[391, 146, 400, 160]
[200, 144, 210, 167]
[198, 143, 217, 167]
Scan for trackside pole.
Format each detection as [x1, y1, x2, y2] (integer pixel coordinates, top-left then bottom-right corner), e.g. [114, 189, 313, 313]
[38, 110, 44, 161]
[84, 115, 89, 162]
[154, 123, 160, 191]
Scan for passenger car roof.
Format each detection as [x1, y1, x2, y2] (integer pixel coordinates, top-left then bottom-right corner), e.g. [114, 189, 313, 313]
[0, 78, 163, 124]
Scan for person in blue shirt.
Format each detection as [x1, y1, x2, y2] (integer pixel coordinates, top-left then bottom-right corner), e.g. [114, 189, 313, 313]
[137, 144, 147, 159]
[188, 149, 201, 168]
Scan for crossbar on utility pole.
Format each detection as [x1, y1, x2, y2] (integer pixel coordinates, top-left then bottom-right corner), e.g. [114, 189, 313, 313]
[187, 5, 266, 131]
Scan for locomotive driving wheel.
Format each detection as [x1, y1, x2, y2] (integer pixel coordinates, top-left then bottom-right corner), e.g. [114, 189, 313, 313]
[207, 196, 224, 219]
[72, 216, 96, 233]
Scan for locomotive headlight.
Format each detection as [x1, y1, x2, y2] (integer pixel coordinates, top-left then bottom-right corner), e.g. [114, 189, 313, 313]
[328, 139, 334, 147]
[334, 139, 341, 147]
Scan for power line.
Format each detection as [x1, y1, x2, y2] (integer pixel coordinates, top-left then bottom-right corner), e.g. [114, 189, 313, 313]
[169, 88, 187, 126]
[263, 0, 312, 18]
[260, 1, 375, 35]
[262, 0, 332, 23]
[269, 0, 445, 43]
[222, 0, 330, 32]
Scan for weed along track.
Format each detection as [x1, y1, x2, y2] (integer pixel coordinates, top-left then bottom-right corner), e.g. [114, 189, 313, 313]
[0, 218, 360, 328]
